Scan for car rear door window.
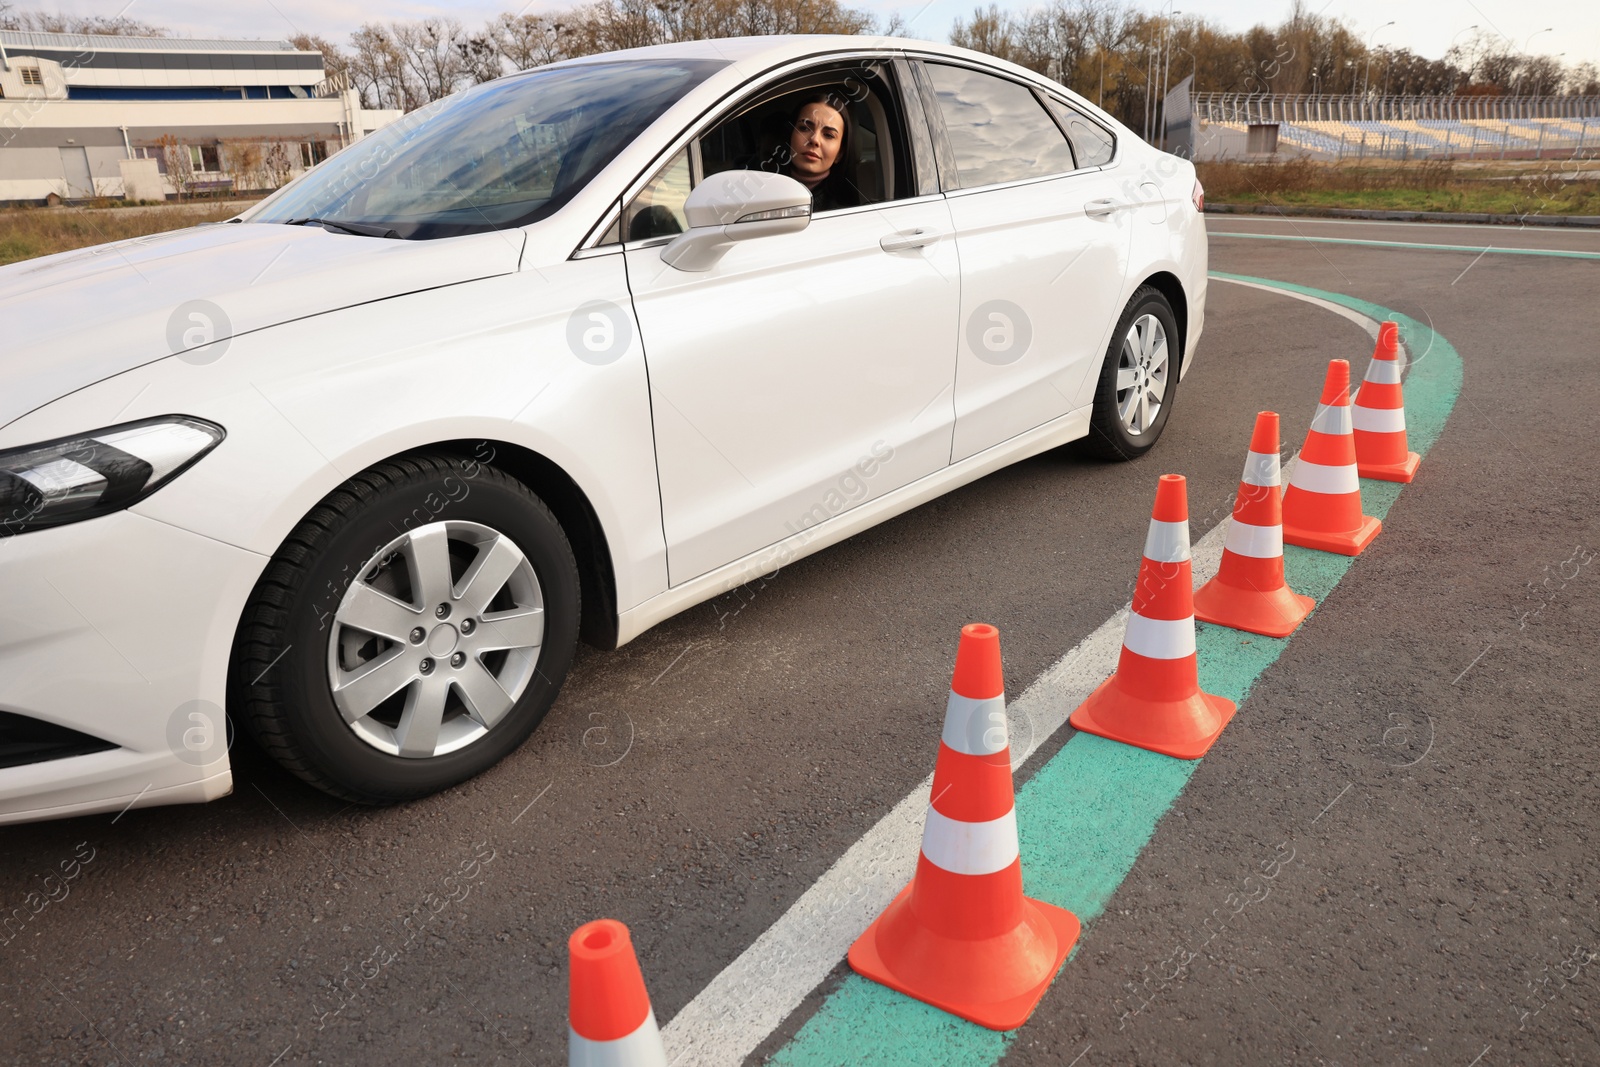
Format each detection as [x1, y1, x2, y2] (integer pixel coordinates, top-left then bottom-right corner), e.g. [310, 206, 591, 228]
[1045, 97, 1116, 167]
[923, 63, 1076, 189]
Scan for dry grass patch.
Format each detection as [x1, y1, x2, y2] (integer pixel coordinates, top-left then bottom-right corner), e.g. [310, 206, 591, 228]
[0, 201, 256, 267]
[1196, 159, 1600, 216]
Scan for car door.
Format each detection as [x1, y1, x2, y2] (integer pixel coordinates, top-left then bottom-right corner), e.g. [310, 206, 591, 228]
[916, 60, 1134, 463]
[621, 61, 960, 586]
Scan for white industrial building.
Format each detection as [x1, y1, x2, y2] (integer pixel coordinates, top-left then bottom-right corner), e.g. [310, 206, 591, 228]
[0, 30, 402, 204]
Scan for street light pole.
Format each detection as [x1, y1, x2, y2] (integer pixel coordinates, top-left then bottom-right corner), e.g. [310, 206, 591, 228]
[1175, 44, 1196, 87]
[1448, 25, 1477, 92]
[1363, 20, 1396, 100]
[1516, 27, 1554, 99]
[1159, 6, 1181, 149]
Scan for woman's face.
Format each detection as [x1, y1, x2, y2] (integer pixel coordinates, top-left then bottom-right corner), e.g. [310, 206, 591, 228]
[789, 102, 844, 178]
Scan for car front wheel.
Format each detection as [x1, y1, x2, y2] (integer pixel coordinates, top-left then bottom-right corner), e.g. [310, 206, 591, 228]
[232, 453, 579, 804]
[1082, 286, 1180, 460]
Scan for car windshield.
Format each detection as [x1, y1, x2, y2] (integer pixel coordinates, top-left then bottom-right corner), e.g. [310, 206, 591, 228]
[245, 59, 725, 240]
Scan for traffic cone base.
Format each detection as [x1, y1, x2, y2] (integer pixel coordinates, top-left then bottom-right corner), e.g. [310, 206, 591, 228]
[1194, 580, 1314, 639]
[1357, 450, 1420, 483]
[848, 881, 1080, 1031]
[1069, 675, 1237, 760]
[1282, 513, 1381, 556]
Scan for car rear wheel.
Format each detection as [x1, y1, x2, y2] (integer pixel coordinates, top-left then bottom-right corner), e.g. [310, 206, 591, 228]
[1081, 286, 1180, 461]
[232, 453, 579, 804]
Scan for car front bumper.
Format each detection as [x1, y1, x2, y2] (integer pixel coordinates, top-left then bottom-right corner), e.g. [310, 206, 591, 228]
[0, 510, 265, 824]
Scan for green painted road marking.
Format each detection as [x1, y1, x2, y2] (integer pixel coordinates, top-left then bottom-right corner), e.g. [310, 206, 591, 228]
[1210, 231, 1600, 260]
[769, 275, 1463, 1065]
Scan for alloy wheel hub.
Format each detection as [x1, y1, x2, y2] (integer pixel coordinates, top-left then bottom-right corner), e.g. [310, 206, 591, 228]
[326, 520, 545, 759]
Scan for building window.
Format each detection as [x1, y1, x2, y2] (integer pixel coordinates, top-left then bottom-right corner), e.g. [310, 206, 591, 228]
[299, 142, 328, 168]
[21, 66, 45, 86]
[135, 146, 169, 174]
[188, 145, 222, 172]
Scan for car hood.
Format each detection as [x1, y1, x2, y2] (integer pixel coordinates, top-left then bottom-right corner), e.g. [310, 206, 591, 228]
[0, 221, 526, 430]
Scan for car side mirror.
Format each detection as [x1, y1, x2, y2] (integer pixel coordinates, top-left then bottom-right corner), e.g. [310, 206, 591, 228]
[661, 170, 812, 271]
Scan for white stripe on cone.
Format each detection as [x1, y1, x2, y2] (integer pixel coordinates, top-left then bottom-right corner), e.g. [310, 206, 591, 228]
[1288, 459, 1361, 495]
[1122, 613, 1198, 659]
[919, 807, 1020, 876]
[1309, 402, 1354, 435]
[1142, 519, 1192, 563]
[941, 693, 1008, 757]
[1223, 519, 1284, 559]
[1364, 360, 1403, 384]
[1241, 450, 1281, 487]
[1352, 405, 1407, 433]
[570, 1010, 668, 1067]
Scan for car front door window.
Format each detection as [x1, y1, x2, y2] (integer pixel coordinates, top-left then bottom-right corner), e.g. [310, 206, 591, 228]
[624, 148, 693, 241]
[617, 60, 922, 245]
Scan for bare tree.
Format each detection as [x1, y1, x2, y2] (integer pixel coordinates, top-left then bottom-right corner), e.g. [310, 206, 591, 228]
[290, 33, 355, 90]
[1, 6, 167, 34]
[1568, 62, 1600, 97]
[1017, 0, 1101, 84]
[951, 5, 1026, 65]
[457, 32, 506, 85]
[393, 19, 472, 103]
[309, 0, 1590, 125]
[489, 13, 571, 71]
[156, 134, 196, 200]
[350, 23, 417, 111]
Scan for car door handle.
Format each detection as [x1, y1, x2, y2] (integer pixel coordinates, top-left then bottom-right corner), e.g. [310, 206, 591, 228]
[880, 228, 943, 252]
[1084, 198, 1126, 218]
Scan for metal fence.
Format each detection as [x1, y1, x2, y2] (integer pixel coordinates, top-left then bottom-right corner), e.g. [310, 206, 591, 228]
[1189, 94, 1600, 162]
[1193, 93, 1600, 124]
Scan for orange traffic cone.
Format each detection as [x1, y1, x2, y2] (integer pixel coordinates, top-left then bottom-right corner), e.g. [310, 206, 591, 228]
[1193, 412, 1316, 638]
[568, 919, 668, 1067]
[848, 623, 1080, 1031]
[1069, 475, 1237, 759]
[1353, 322, 1420, 483]
[1281, 359, 1382, 556]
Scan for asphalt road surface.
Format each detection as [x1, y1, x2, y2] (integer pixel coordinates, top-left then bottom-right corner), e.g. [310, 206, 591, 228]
[2, 216, 1595, 1066]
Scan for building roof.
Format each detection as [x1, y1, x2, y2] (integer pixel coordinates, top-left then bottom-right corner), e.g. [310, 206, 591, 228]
[0, 30, 301, 53]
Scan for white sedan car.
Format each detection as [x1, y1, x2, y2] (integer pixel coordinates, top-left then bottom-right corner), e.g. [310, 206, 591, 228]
[0, 35, 1206, 823]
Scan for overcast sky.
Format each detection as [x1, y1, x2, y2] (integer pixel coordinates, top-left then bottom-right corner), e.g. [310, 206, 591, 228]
[22, 0, 1600, 68]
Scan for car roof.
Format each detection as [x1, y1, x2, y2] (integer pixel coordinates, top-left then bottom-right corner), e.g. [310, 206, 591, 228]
[550, 34, 1123, 130]
[557, 34, 943, 67]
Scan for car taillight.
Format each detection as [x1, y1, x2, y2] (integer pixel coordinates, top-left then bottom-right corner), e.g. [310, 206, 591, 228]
[1191, 179, 1204, 213]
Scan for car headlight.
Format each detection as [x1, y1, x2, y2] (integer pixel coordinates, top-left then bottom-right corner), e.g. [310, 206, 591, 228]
[0, 417, 225, 537]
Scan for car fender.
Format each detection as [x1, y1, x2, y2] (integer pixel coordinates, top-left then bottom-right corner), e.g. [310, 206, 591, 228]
[0, 256, 670, 620]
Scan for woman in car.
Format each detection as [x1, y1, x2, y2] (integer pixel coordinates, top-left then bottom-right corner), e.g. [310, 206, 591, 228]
[782, 93, 860, 213]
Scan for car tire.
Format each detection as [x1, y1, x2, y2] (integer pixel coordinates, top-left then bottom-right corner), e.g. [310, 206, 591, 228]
[1080, 286, 1181, 461]
[231, 453, 580, 805]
